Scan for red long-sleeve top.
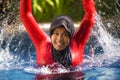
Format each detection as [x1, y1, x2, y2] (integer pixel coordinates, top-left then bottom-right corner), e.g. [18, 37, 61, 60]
[20, 0, 96, 66]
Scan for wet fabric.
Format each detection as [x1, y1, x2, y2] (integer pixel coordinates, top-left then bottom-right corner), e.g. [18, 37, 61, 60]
[50, 15, 75, 39]
[50, 16, 74, 67]
[52, 46, 72, 67]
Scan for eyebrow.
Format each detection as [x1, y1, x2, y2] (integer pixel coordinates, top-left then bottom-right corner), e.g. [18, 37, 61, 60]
[53, 29, 68, 33]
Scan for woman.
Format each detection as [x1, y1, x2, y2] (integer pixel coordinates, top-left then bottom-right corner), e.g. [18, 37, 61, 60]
[20, 0, 97, 67]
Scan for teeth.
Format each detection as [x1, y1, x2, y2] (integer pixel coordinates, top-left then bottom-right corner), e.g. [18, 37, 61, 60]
[56, 42, 62, 45]
[57, 43, 61, 45]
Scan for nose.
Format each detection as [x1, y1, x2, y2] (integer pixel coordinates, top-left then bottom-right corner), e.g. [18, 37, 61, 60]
[57, 34, 63, 42]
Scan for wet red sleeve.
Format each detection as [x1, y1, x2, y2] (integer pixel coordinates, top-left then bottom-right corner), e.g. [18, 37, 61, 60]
[20, 0, 48, 47]
[73, 0, 97, 46]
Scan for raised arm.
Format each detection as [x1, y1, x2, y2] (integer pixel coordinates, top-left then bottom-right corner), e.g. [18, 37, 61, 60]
[73, 0, 97, 45]
[20, 0, 48, 47]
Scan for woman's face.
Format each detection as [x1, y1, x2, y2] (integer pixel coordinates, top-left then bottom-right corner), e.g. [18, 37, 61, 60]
[51, 26, 70, 51]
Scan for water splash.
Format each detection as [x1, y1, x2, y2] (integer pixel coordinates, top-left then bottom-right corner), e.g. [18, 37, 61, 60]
[84, 14, 120, 68]
[0, 14, 120, 74]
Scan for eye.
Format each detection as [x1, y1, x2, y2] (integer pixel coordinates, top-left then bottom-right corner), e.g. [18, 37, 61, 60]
[63, 32, 69, 37]
[53, 32, 59, 36]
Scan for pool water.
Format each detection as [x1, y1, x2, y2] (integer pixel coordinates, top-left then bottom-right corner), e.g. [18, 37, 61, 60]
[0, 28, 120, 80]
[85, 67, 120, 80]
[0, 46, 120, 80]
[0, 65, 120, 80]
[0, 70, 34, 80]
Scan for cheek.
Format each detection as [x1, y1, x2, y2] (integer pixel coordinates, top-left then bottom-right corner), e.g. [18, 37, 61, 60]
[51, 35, 55, 43]
[64, 38, 70, 45]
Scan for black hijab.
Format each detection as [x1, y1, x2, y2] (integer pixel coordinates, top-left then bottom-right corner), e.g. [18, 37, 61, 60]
[50, 15, 75, 67]
[52, 46, 72, 67]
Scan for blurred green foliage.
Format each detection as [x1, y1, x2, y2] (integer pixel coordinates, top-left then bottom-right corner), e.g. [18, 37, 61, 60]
[32, 0, 120, 22]
[32, 0, 84, 22]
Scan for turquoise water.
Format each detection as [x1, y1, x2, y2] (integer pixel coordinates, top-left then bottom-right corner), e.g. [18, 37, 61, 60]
[85, 67, 120, 80]
[0, 38, 120, 80]
[0, 65, 120, 80]
[0, 26, 120, 80]
[0, 70, 34, 80]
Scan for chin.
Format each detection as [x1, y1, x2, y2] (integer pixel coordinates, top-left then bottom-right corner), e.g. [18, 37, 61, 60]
[56, 48, 62, 51]
[55, 47, 64, 51]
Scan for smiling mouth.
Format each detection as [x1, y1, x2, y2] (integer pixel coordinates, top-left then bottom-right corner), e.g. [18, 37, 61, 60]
[56, 42, 62, 46]
[56, 42, 64, 47]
